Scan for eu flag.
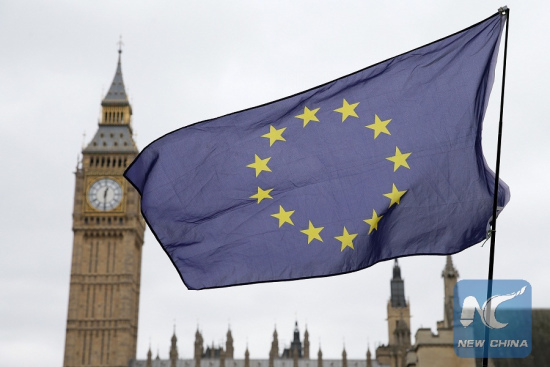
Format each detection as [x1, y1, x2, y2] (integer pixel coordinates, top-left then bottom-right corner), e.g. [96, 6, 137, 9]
[125, 12, 510, 290]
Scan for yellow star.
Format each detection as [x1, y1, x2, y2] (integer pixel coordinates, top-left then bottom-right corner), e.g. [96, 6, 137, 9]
[295, 106, 320, 127]
[261, 125, 286, 147]
[366, 114, 391, 138]
[383, 184, 407, 208]
[364, 209, 383, 234]
[386, 147, 411, 172]
[334, 99, 360, 122]
[300, 221, 324, 244]
[334, 226, 358, 252]
[271, 205, 295, 227]
[250, 187, 273, 203]
[246, 154, 272, 177]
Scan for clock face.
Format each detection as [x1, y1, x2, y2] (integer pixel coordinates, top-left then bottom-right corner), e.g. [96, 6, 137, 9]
[88, 178, 123, 211]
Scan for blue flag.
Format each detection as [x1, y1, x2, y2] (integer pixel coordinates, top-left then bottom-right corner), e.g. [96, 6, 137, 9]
[125, 12, 510, 290]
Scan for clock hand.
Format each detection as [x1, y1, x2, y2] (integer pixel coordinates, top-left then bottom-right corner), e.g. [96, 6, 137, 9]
[103, 187, 108, 210]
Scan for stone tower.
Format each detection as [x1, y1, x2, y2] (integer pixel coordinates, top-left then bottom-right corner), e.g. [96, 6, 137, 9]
[291, 321, 302, 358]
[376, 259, 411, 367]
[244, 346, 250, 367]
[387, 260, 411, 348]
[63, 48, 145, 367]
[341, 347, 347, 367]
[226, 326, 234, 359]
[441, 255, 459, 329]
[366, 347, 372, 367]
[269, 327, 279, 367]
[146, 346, 152, 367]
[194, 328, 204, 367]
[303, 326, 310, 359]
[170, 328, 179, 367]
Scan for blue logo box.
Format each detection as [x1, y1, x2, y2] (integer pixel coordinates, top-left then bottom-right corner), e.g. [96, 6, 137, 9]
[453, 279, 531, 358]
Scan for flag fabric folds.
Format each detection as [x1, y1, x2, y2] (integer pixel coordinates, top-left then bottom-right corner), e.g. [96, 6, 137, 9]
[125, 12, 510, 290]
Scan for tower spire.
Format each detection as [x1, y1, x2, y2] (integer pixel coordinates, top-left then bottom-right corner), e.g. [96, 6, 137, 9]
[102, 45, 129, 107]
[442, 255, 459, 329]
[117, 35, 124, 54]
[146, 344, 153, 367]
[170, 326, 179, 367]
[341, 345, 347, 367]
[194, 327, 203, 367]
[366, 346, 372, 367]
[83, 46, 136, 153]
[226, 325, 234, 359]
[269, 325, 279, 366]
[390, 259, 406, 307]
[245, 345, 250, 367]
[291, 321, 302, 358]
[385, 258, 411, 359]
[303, 324, 310, 359]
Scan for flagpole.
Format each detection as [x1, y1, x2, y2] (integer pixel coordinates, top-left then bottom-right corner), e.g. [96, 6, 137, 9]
[482, 6, 509, 367]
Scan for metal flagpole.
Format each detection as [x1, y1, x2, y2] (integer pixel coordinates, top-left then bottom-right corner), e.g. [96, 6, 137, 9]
[482, 6, 510, 367]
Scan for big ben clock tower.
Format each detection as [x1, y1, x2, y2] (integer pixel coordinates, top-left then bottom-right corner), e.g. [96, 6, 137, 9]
[63, 48, 146, 367]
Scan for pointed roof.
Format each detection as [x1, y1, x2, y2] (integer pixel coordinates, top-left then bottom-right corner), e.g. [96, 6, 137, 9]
[392, 259, 402, 279]
[442, 255, 459, 278]
[83, 125, 137, 154]
[102, 49, 129, 106]
[293, 321, 300, 342]
[390, 259, 407, 308]
[83, 48, 137, 154]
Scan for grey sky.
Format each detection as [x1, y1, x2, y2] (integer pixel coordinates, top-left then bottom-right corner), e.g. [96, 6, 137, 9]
[1, 1, 549, 366]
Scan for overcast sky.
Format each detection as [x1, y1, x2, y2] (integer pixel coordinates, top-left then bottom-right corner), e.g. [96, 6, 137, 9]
[1, 1, 549, 366]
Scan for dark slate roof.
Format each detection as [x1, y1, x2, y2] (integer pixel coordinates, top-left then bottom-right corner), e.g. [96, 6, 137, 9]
[83, 125, 137, 153]
[102, 51, 129, 106]
[390, 260, 406, 308]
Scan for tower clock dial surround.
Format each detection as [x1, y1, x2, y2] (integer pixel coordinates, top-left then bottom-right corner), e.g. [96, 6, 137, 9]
[88, 178, 123, 211]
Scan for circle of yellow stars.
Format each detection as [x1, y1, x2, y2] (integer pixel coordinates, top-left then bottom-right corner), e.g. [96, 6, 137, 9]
[246, 98, 411, 252]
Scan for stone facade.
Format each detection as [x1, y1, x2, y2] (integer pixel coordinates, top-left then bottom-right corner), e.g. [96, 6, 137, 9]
[375, 260, 411, 367]
[132, 323, 383, 367]
[406, 327, 474, 367]
[404, 256, 473, 367]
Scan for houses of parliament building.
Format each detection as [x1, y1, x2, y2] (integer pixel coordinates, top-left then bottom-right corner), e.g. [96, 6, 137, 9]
[62, 51, 548, 367]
